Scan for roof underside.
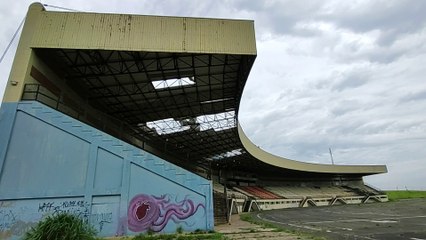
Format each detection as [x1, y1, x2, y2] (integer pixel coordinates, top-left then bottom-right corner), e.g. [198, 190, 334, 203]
[36, 48, 258, 171]
[34, 48, 382, 178]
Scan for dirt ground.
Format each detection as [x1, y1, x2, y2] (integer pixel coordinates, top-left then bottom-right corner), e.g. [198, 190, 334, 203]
[105, 216, 305, 240]
[215, 215, 309, 240]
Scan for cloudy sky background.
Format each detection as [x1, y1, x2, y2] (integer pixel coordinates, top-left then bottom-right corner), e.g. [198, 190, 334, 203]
[1, 0, 425, 190]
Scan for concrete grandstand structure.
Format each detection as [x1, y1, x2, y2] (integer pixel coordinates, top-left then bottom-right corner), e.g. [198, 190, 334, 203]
[0, 3, 387, 239]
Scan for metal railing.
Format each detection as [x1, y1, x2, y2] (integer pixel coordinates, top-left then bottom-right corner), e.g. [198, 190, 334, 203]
[21, 83, 139, 144]
[21, 83, 211, 175]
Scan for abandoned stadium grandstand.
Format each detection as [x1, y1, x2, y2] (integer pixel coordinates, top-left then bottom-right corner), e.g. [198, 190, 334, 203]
[0, 3, 387, 239]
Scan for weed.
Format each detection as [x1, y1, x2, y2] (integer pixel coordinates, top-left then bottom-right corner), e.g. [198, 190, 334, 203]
[23, 213, 97, 240]
[146, 228, 155, 235]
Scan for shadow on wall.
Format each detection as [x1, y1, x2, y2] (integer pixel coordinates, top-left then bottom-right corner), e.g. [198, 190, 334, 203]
[0, 101, 213, 239]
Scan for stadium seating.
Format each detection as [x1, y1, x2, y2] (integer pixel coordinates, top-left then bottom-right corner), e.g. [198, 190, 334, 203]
[233, 186, 281, 199]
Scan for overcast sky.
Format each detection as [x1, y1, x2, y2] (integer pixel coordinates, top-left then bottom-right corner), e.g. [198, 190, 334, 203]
[1, 1, 425, 190]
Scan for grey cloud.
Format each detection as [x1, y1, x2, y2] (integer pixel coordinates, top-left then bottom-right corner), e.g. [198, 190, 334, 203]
[400, 90, 426, 102]
[332, 72, 369, 91]
[336, 49, 402, 65]
[377, 29, 400, 47]
[366, 48, 407, 64]
[232, 0, 426, 48]
[236, 0, 426, 65]
[330, 36, 410, 64]
[355, 121, 396, 135]
[313, 68, 371, 92]
[321, 1, 426, 42]
[330, 99, 362, 116]
[233, 0, 324, 36]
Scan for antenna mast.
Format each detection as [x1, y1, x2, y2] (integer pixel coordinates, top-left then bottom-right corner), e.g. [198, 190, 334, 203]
[329, 147, 335, 165]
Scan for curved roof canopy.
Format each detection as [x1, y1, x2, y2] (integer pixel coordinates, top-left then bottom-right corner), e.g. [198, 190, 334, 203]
[7, 3, 386, 178]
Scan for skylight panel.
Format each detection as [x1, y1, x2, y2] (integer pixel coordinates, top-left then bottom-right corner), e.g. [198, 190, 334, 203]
[152, 77, 195, 90]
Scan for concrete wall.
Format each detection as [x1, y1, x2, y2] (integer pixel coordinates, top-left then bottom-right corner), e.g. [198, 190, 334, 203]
[0, 101, 213, 239]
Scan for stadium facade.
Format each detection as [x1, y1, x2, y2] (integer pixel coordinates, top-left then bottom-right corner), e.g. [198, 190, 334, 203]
[0, 3, 387, 239]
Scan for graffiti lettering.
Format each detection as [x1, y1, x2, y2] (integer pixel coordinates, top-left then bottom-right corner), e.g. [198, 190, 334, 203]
[38, 202, 54, 212]
[38, 200, 90, 222]
[2, 200, 117, 238]
[37, 200, 117, 233]
[61, 200, 86, 208]
[0, 210, 16, 231]
[91, 212, 113, 232]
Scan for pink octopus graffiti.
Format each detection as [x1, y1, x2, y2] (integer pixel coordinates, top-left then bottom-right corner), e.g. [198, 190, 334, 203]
[127, 194, 204, 232]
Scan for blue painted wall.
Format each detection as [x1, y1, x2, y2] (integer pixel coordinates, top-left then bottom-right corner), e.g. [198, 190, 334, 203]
[0, 101, 213, 239]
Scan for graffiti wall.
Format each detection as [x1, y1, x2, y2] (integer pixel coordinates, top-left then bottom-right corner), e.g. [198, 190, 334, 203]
[0, 102, 213, 239]
[0, 197, 119, 239]
[127, 194, 205, 233]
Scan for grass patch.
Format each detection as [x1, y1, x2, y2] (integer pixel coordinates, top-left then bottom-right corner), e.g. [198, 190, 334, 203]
[386, 190, 426, 201]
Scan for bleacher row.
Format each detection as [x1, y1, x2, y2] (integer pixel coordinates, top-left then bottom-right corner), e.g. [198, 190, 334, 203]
[212, 182, 388, 224]
[213, 182, 373, 200]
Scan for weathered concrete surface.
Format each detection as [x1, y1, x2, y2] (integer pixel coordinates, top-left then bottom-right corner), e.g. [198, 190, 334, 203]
[254, 198, 426, 240]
